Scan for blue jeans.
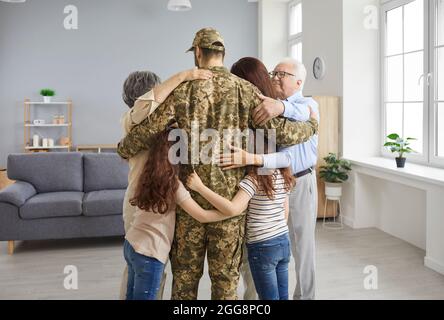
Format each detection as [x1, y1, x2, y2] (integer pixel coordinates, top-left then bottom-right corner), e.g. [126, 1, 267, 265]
[123, 240, 165, 300]
[247, 233, 291, 300]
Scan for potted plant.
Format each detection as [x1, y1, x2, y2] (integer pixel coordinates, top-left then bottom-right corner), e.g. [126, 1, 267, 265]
[319, 153, 352, 200]
[40, 88, 55, 103]
[384, 133, 416, 168]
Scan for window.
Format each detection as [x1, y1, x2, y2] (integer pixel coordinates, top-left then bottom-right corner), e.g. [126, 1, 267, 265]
[288, 0, 302, 62]
[382, 0, 444, 166]
[434, 0, 444, 160]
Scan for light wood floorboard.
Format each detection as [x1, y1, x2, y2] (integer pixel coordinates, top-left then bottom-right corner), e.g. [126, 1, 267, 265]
[1, 222, 443, 300]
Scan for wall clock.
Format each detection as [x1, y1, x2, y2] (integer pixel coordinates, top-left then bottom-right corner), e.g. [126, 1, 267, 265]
[313, 57, 326, 80]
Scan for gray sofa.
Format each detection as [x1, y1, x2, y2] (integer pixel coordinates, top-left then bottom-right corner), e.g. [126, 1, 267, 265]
[0, 152, 129, 254]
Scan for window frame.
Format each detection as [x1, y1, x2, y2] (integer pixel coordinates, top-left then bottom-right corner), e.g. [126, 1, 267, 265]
[380, 0, 444, 167]
[288, 0, 303, 62]
[429, 0, 444, 166]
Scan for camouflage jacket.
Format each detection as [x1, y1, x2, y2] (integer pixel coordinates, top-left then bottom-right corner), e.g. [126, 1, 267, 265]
[117, 66, 318, 210]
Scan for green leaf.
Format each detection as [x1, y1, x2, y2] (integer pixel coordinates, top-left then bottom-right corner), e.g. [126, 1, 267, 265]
[387, 133, 400, 140]
[40, 88, 56, 97]
[319, 153, 352, 183]
[384, 142, 398, 147]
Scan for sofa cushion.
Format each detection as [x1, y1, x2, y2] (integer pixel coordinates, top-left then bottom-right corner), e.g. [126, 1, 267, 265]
[7, 153, 83, 193]
[83, 153, 128, 192]
[19, 192, 84, 220]
[0, 181, 36, 207]
[83, 190, 125, 217]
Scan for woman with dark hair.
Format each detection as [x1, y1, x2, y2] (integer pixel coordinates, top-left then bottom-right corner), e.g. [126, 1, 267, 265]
[229, 58, 320, 301]
[230, 57, 278, 100]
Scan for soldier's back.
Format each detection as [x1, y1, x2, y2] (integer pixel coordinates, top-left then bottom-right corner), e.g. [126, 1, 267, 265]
[172, 66, 261, 206]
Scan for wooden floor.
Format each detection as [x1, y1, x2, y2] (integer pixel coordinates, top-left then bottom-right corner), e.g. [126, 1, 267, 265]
[1, 222, 444, 300]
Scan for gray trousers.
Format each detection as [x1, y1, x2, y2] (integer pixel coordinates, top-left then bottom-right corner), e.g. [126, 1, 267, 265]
[241, 170, 318, 300]
[288, 170, 318, 300]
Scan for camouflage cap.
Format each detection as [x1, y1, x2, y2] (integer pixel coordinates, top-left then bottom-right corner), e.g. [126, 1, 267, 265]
[186, 28, 225, 52]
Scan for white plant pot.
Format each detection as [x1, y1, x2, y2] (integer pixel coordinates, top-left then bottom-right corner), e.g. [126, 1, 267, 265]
[43, 96, 51, 103]
[325, 182, 342, 200]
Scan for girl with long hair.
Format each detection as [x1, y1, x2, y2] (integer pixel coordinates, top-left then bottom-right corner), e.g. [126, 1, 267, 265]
[124, 124, 231, 300]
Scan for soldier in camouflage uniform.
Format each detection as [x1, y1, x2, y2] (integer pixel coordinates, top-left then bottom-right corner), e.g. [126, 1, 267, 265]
[117, 28, 318, 300]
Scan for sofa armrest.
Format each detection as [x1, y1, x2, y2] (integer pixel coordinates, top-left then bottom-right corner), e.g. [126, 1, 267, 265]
[0, 181, 37, 207]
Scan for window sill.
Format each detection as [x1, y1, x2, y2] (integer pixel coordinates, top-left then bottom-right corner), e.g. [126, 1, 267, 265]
[345, 156, 444, 188]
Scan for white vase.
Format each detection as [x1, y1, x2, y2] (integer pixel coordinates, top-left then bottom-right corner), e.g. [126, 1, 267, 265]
[32, 135, 40, 147]
[43, 96, 51, 103]
[325, 182, 343, 200]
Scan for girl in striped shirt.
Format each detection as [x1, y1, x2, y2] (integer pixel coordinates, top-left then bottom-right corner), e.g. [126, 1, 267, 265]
[187, 162, 295, 300]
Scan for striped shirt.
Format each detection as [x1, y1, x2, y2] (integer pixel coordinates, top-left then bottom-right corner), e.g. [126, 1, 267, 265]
[239, 170, 289, 244]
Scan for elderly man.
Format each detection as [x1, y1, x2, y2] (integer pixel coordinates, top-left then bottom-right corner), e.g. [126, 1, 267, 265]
[117, 29, 318, 300]
[223, 58, 319, 300]
[262, 59, 319, 300]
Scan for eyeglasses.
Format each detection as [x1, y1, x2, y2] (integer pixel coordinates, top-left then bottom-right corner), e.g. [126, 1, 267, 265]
[269, 71, 296, 79]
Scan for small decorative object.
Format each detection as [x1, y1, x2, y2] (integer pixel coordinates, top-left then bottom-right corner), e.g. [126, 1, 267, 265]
[319, 153, 352, 229]
[313, 57, 326, 80]
[58, 115, 65, 124]
[33, 119, 45, 125]
[60, 137, 70, 146]
[53, 115, 60, 124]
[32, 134, 40, 147]
[40, 88, 55, 103]
[48, 139, 55, 147]
[384, 133, 416, 168]
[42, 138, 49, 148]
[167, 0, 192, 11]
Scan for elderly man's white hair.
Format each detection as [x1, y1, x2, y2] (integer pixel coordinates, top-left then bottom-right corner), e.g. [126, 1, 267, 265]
[279, 58, 307, 83]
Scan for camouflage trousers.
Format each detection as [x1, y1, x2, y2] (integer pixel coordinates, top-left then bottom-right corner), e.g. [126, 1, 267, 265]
[170, 210, 246, 300]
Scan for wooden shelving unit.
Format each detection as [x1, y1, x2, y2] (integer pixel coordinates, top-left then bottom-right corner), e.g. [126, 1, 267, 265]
[76, 144, 117, 153]
[25, 146, 70, 151]
[24, 99, 73, 153]
[25, 124, 70, 127]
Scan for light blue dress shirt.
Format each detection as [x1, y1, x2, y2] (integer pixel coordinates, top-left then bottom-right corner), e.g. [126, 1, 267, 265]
[262, 91, 319, 174]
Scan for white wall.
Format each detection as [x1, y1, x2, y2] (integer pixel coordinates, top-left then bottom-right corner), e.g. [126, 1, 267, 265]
[0, 0, 258, 168]
[342, 0, 380, 158]
[258, 0, 344, 97]
[302, 0, 343, 97]
[258, 0, 289, 71]
[375, 179, 426, 250]
[343, 172, 427, 250]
